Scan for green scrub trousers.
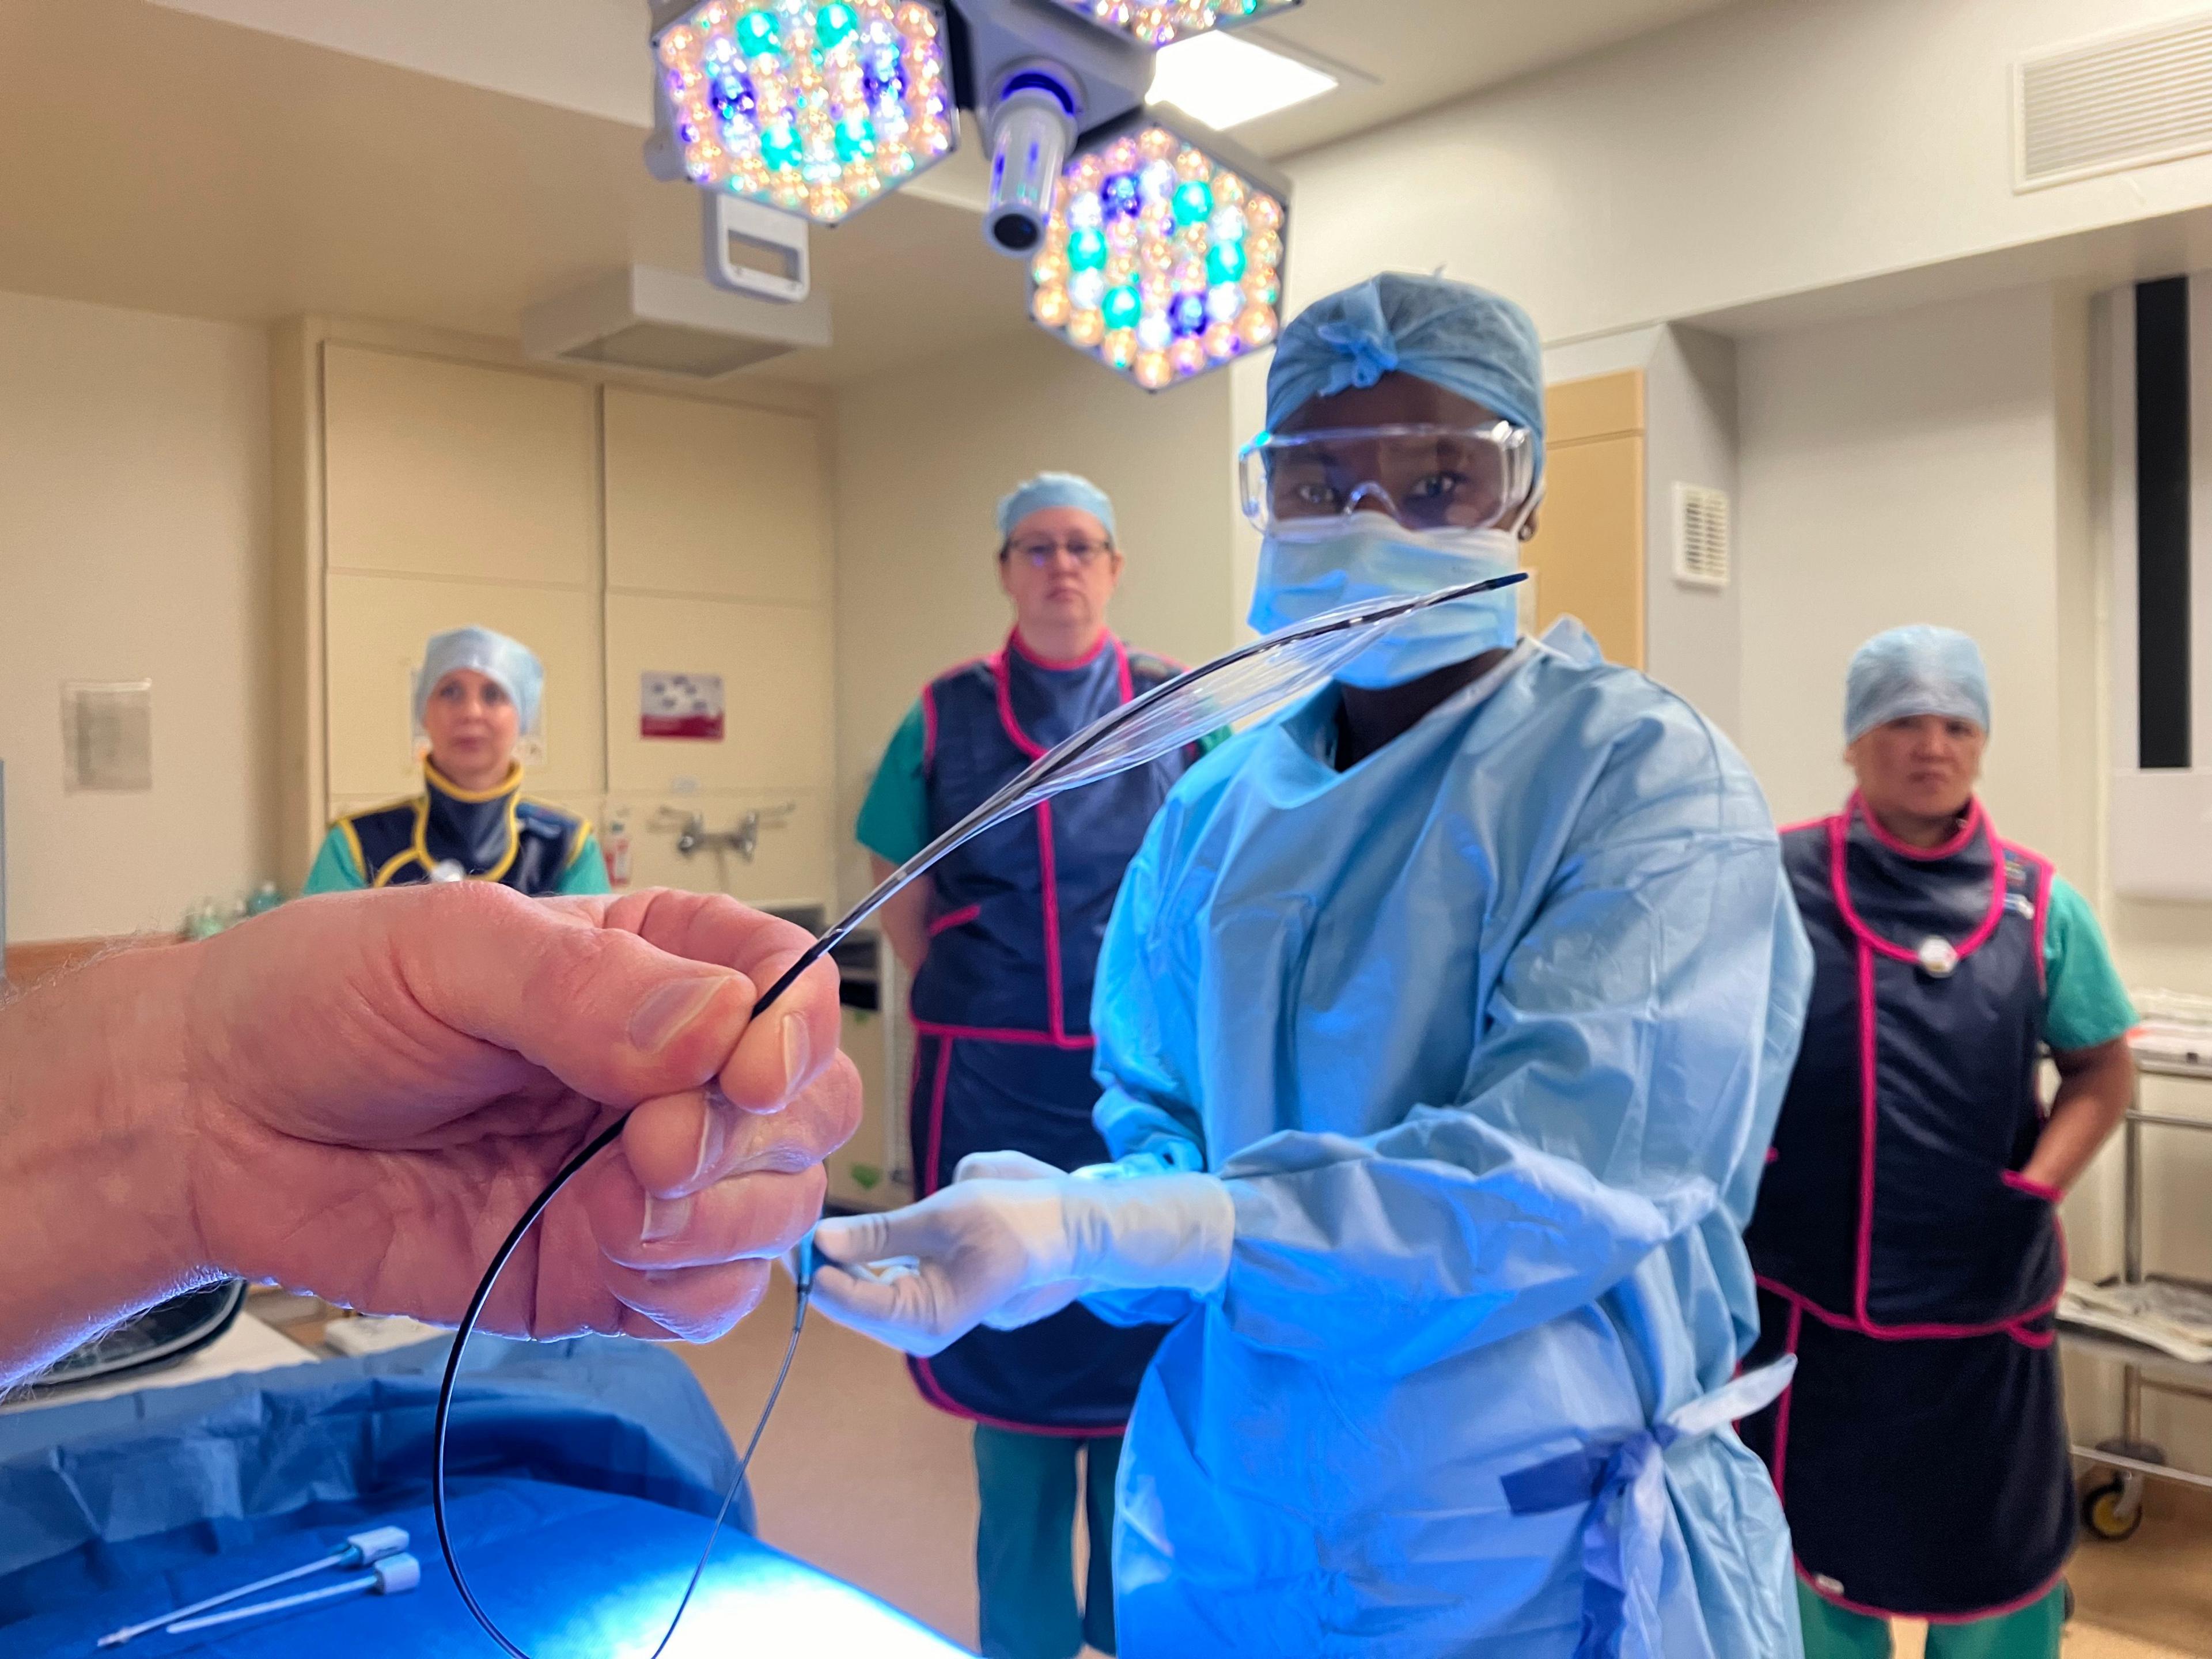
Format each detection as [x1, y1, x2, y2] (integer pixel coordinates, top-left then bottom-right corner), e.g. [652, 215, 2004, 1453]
[1798, 1580, 2066, 1658]
[974, 1425, 1120, 1659]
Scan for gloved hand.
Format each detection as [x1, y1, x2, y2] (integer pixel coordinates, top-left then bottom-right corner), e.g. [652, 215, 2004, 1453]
[809, 1151, 1234, 1357]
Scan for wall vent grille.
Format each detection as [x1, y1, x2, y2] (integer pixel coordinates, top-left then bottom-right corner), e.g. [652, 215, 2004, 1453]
[2018, 13, 2212, 190]
[1672, 484, 1730, 590]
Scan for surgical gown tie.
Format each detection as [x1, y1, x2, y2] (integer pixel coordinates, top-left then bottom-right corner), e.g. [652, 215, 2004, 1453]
[1501, 1358, 1797, 1659]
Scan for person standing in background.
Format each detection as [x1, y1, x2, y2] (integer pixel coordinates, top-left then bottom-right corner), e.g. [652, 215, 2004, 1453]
[1740, 626, 2137, 1658]
[854, 474, 1219, 1659]
[304, 626, 609, 896]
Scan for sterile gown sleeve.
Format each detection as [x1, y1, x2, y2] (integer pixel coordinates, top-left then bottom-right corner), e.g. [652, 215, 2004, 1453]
[1088, 719, 1810, 1373]
[301, 824, 367, 894]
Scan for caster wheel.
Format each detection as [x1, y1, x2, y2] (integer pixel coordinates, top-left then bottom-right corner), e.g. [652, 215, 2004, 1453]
[2081, 1478, 2143, 1541]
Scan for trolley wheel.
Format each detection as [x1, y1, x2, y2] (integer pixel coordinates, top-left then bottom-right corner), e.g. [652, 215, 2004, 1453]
[2082, 1478, 2144, 1541]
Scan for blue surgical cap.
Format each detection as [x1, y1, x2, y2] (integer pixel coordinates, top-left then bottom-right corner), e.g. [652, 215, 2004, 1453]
[417, 626, 544, 734]
[996, 472, 1118, 541]
[1264, 272, 1547, 475]
[1844, 626, 1990, 743]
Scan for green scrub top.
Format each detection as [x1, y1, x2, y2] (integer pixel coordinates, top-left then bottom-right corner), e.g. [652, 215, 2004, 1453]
[302, 820, 610, 896]
[856, 696, 1231, 866]
[2041, 872, 2136, 1052]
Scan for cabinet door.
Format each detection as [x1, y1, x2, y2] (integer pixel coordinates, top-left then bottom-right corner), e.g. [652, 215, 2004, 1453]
[324, 344, 597, 588]
[606, 592, 832, 796]
[324, 571, 604, 800]
[604, 387, 829, 604]
[1524, 369, 1645, 669]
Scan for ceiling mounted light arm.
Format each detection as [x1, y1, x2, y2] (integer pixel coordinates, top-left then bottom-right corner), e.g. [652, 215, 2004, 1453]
[957, 1, 1155, 257]
[701, 192, 812, 300]
[981, 72, 1078, 255]
[631, 0, 1303, 389]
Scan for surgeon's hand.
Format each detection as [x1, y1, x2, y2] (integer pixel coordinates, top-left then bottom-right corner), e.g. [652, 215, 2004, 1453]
[0, 885, 857, 1384]
[810, 1156, 1234, 1357]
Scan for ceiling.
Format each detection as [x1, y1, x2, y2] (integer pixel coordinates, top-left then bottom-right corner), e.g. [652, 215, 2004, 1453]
[0, 0, 1733, 385]
[1236, 0, 1735, 158]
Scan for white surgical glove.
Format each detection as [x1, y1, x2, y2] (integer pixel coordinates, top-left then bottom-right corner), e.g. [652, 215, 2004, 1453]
[808, 1153, 1234, 1357]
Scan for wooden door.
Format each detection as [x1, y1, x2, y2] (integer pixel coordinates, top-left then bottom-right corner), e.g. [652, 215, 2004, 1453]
[1522, 370, 1646, 668]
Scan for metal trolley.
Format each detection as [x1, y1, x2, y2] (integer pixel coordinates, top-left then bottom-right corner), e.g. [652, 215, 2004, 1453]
[2065, 1053, 2212, 1541]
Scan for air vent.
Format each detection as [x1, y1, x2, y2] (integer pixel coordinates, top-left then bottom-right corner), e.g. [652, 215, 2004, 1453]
[2017, 14, 2212, 190]
[521, 267, 831, 381]
[1672, 484, 1730, 590]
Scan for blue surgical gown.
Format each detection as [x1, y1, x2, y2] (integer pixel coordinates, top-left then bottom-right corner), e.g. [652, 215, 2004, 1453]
[1086, 619, 1813, 1658]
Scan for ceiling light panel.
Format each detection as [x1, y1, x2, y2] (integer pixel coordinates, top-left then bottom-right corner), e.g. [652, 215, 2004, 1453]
[1146, 29, 1337, 130]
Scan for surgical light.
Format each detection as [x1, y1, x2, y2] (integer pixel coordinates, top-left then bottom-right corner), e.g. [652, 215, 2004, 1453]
[1041, 0, 1301, 47]
[1027, 111, 1288, 391]
[638, 0, 1313, 381]
[652, 0, 959, 226]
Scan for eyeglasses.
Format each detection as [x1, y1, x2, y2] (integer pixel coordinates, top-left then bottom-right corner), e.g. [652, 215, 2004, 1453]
[1237, 421, 1537, 535]
[1008, 536, 1116, 568]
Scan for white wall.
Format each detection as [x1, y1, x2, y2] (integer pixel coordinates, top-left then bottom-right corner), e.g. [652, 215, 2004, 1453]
[1734, 285, 2085, 860]
[832, 327, 1243, 905]
[1283, 0, 2212, 345]
[1544, 324, 1747, 736]
[0, 290, 274, 942]
[1644, 328, 1745, 736]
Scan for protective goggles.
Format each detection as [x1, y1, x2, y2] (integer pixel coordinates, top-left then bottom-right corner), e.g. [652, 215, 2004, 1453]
[1237, 421, 1537, 535]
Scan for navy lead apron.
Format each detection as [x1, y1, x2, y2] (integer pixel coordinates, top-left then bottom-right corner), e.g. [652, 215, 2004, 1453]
[340, 763, 588, 894]
[906, 633, 1202, 1432]
[1740, 794, 2074, 1618]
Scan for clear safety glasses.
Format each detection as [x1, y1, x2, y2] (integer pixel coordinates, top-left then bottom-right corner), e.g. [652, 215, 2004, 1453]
[1237, 421, 1536, 535]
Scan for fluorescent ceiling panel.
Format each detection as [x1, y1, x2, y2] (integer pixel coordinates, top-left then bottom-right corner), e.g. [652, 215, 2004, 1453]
[1146, 31, 1337, 131]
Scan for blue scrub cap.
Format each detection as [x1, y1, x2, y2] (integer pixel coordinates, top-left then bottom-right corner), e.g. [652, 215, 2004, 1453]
[417, 626, 545, 735]
[1844, 626, 1990, 743]
[995, 472, 1118, 541]
[1264, 272, 1547, 474]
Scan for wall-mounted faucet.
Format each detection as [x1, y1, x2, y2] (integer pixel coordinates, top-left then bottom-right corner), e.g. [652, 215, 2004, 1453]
[653, 803, 797, 863]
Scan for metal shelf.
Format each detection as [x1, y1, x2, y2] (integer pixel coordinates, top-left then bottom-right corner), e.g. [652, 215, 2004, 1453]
[2064, 1054, 2212, 1526]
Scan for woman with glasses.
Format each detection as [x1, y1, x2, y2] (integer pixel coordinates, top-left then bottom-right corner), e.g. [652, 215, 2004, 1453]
[852, 473, 1224, 1659]
[818, 276, 1812, 1658]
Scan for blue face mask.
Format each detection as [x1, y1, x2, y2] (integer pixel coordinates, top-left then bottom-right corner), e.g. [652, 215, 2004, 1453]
[1248, 518, 1522, 689]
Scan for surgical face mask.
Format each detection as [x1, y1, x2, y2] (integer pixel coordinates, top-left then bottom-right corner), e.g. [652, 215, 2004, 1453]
[1248, 516, 1522, 689]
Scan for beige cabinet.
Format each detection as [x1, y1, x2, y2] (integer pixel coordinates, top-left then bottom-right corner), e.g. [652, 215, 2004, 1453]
[325, 344, 597, 587]
[605, 593, 833, 796]
[280, 330, 837, 913]
[604, 387, 830, 605]
[1522, 369, 1647, 669]
[601, 384, 834, 908]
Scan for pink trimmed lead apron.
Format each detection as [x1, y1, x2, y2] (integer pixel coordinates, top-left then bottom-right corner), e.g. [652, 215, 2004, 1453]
[905, 633, 1206, 1432]
[1740, 795, 2074, 1619]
